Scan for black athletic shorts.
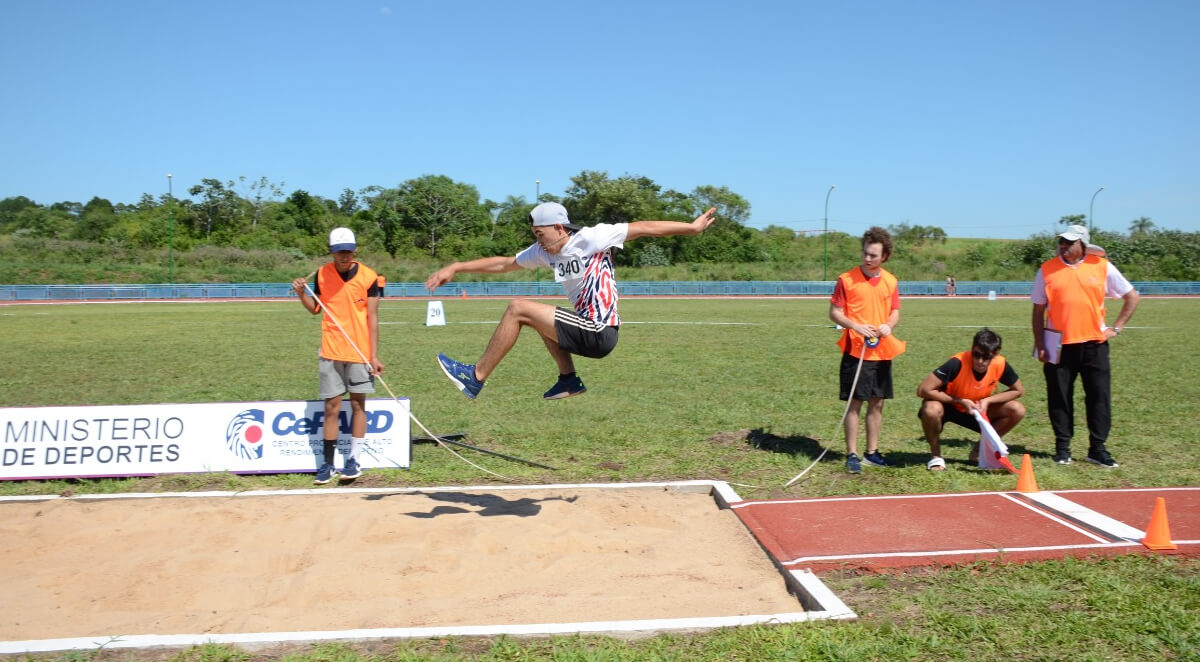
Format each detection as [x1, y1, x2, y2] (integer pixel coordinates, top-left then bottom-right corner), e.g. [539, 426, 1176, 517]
[916, 401, 981, 433]
[839, 352, 893, 401]
[554, 307, 619, 359]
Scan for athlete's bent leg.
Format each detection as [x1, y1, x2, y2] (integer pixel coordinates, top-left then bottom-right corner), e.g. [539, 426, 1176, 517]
[475, 298, 559, 381]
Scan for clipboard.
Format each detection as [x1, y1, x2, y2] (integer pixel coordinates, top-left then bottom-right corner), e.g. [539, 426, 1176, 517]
[1038, 329, 1063, 365]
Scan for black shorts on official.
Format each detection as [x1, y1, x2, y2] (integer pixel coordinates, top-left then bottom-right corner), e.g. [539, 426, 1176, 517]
[839, 352, 893, 401]
[916, 402, 981, 433]
[553, 307, 619, 359]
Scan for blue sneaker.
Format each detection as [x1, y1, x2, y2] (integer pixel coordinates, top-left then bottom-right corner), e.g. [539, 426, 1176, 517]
[313, 463, 337, 485]
[862, 451, 895, 468]
[437, 353, 484, 399]
[543, 374, 587, 400]
[846, 453, 862, 474]
[340, 458, 362, 480]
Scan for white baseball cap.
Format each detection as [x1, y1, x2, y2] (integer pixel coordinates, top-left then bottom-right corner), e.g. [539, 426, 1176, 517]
[529, 202, 580, 230]
[1057, 224, 1090, 244]
[329, 227, 356, 252]
[1057, 224, 1105, 256]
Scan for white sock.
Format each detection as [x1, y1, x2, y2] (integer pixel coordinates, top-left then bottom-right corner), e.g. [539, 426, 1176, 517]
[350, 437, 363, 462]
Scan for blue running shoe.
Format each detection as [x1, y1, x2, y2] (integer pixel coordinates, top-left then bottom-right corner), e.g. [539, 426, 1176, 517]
[543, 374, 587, 400]
[845, 453, 862, 474]
[340, 458, 363, 480]
[437, 353, 484, 399]
[862, 451, 895, 468]
[313, 463, 336, 485]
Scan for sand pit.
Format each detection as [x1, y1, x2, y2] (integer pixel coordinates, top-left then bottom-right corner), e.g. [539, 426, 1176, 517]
[1, 484, 807, 648]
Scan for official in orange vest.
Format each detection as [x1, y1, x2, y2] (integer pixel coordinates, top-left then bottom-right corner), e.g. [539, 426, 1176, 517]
[829, 226, 906, 474]
[1031, 224, 1139, 468]
[292, 227, 386, 485]
[916, 328, 1025, 471]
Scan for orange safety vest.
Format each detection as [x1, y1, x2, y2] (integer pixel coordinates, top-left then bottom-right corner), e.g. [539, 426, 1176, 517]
[835, 267, 906, 360]
[944, 350, 1007, 412]
[316, 262, 383, 363]
[1040, 255, 1108, 345]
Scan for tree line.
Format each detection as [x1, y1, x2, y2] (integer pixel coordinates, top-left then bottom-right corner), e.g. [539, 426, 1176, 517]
[0, 170, 1196, 281]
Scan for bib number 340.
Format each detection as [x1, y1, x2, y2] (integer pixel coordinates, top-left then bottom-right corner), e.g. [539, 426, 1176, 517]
[554, 257, 583, 282]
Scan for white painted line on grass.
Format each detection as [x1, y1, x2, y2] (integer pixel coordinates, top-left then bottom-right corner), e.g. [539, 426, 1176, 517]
[380, 320, 761, 326]
[948, 325, 1160, 330]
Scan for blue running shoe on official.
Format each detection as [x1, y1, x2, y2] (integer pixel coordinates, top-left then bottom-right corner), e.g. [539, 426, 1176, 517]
[862, 451, 895, 468]
[543, 374, 587, 400]
[845, 453, 862, 474]
[437, 353, 484, 399]
[340, 457, 362, 480]
[313, 463, 336, 485]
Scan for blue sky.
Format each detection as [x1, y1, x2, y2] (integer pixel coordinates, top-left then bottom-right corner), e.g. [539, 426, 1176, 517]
[1, 1, 1196, 239]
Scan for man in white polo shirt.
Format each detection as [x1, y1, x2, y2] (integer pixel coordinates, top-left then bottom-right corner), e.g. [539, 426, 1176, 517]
[425, 202, 716, 400]
[1031, 224, 1139, 468]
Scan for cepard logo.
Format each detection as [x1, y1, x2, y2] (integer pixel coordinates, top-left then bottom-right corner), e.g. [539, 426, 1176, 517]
[226, 409, 265, 460]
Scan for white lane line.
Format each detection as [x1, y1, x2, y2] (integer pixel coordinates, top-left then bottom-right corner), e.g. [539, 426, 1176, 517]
[731, 491, 1002, 509]
[780, 541, 1141, 565]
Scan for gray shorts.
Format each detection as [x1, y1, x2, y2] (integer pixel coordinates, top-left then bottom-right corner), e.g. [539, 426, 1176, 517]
[319, 358, 375, 399]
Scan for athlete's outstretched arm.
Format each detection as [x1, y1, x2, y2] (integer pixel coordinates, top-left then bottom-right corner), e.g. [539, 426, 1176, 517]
[425, 256, 522, 292]
[626, 207, 717, 241]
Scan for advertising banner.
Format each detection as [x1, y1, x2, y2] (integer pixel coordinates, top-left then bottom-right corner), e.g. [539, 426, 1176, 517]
[0, 399, 410, 480]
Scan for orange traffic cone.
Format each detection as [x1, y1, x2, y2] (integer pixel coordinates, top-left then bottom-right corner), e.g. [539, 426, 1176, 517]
[1141, 497, 1177, 551]
[1016, 453, 1039, 493]
[461, 290, 467, 299]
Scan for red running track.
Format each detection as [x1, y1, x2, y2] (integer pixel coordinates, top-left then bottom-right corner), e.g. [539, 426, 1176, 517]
[732, 487, 1200, 574]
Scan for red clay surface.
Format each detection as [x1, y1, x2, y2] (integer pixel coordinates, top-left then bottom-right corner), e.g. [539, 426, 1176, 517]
[732, 487, 1200, 574]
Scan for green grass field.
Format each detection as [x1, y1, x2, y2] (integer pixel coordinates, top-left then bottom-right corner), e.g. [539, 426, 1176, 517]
[1, 296, 1198, 660]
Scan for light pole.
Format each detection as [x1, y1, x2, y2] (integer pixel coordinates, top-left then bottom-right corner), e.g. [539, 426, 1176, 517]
[823, 185, 836, 280]
[167, 173, 175, 285]
[1088, 186, 1104, 233]
[535, 179, 540, 202]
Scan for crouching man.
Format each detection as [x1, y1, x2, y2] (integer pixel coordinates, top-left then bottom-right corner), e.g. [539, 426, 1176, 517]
[917, 328, 1025, 471]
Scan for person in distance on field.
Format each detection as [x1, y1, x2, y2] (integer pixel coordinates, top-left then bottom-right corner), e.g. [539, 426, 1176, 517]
[829, 226, 906, 473]
[916, 328, 1025, 471]
[292, 227, 385, 484]
[425, 201, 716, 400]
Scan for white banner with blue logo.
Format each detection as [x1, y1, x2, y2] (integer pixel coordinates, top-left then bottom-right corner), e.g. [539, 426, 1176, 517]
[0, 399, 410, 480]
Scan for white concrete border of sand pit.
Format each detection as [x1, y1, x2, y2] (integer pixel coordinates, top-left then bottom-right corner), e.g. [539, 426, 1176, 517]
[0, 480, 854, 654]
